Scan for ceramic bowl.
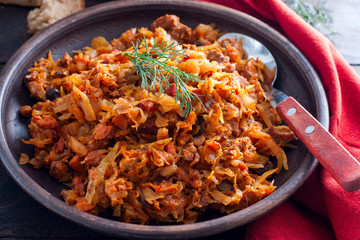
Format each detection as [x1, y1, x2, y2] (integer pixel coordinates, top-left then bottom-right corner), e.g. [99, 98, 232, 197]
[0, 1, 328, 238]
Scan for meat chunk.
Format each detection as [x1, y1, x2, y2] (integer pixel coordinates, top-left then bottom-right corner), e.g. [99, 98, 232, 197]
[220, 38, 241, 50]
[220, 38, 244, 62]
[151, 14, 179, 30]
[182, 149, 194, 161]
[32, 115, 59, 129]
[138, 117, 158, 141]
[266, 126, 297, 146]
[151, 14, 192, 43]
[193, 135, 205, 146]
[207, 49, 229, 64]
[53, 137, 65, 154]
[138, 117, 158, 135]
[228, 119, 240, 137]
[94, 124, 113, 140]
[50, 161, 68, 180]
[111, 114, 130, 129]
[165, 142, 177, 157]
[223, 63, 236, 73]
[27, 81, 46, 101]
[84, 151, 105, 167]
[19, 105, 32, 118]
[72, 176, 85, 197]
[252, 161, 274, 176]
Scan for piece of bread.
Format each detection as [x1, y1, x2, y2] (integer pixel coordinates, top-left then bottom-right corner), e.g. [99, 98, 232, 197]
[0, 0, 42, 6]
[27, 0, 85, 34]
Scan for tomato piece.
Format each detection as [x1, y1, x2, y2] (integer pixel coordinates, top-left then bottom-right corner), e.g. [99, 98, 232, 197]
[140, 100, 155, 112]
[69, 155, 84, 172]
[166, 84, 176, 97]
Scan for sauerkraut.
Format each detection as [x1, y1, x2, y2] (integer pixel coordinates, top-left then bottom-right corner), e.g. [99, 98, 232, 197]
[20, 14, 296, 224]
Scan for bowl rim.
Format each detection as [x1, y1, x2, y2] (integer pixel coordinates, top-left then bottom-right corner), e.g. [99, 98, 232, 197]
[0, 0, 329, 239]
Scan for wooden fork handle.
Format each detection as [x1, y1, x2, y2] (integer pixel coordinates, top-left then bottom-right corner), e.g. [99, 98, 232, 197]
[276, 97, 360, 192]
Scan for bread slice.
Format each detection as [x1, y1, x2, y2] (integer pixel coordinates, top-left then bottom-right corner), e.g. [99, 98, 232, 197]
[27, 0, 85, 34]
[0, 0, 42, 6]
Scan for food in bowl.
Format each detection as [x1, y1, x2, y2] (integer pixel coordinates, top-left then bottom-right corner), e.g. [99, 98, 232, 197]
[19, 14, 296, 224]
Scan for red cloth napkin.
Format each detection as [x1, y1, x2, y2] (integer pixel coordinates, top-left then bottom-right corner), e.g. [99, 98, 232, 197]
[202, 0, 360, 239]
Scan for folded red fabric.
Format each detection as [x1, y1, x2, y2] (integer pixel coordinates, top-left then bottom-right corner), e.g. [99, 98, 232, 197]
[202, 0, 360, 239]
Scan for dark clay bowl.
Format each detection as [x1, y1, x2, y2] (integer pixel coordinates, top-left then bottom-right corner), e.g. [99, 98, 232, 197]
[0, 0, 329, 239]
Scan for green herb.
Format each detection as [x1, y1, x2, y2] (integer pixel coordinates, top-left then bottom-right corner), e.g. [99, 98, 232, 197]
[124, 37, 202, 117]
[284, 0, 335, 37]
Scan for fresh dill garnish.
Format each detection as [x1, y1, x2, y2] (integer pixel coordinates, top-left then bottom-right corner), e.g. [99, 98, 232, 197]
[284, 0, 335, 38]
[124, 37, 203, 117]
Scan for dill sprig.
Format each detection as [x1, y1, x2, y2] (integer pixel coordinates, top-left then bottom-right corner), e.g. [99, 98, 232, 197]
[284, 0, 335, 38]
[124, 37, 202, 117]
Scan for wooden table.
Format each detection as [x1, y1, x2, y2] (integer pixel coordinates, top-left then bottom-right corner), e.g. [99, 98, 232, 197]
[0, 1, 358, 239]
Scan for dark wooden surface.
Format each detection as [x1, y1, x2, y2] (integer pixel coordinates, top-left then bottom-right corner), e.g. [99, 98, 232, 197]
[0, 1, 246, 239]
